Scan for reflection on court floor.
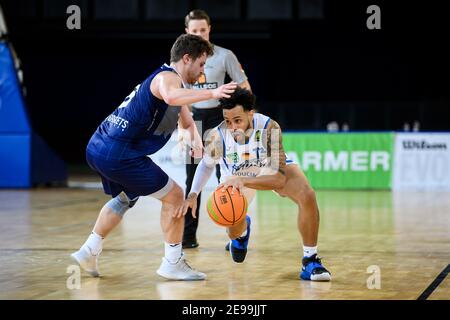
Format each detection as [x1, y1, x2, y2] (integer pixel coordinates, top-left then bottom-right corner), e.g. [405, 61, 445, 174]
[0, 188, 448, 299]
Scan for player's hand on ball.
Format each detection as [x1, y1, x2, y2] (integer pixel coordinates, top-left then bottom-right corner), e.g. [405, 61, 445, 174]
[212, 81, 237, 99]
[218, 177, 244, 196]
[175, 192, 198, 219]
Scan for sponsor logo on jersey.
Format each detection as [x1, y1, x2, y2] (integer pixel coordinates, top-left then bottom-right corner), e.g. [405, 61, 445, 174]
[193, 73, 218, 90]
[231, 158, 268, 175]
[226, 152, 239, 163]
[255, 130, 261, 142]
[193, 83, 219, 90]
[197, 73, 206, 84]
[252, 146, 267, 154]
[106, 114, 128, 132]
[232, 171, 258, 177]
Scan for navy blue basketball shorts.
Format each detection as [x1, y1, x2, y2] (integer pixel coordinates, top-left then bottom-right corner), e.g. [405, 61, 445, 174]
[86, 151, 174, 200]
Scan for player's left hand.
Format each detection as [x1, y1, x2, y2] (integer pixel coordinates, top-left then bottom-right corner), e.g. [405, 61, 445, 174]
[174, 192, 198, 219]
[218, 177, 244, 196]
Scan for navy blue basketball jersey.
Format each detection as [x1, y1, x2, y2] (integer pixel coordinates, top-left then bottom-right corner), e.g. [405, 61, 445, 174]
[87, 64, 183, 160]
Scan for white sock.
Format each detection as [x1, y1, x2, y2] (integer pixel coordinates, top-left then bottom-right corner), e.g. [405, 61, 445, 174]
[303, 246, 317, 258]
[82, 231, 103, 255]
[165, 242, 182, 264]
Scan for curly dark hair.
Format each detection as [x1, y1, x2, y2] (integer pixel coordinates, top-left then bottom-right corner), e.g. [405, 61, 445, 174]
[219, 87, 255, 111]
[170, 34, 213, 63]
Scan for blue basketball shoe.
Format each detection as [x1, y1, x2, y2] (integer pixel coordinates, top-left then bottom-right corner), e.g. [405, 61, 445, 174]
[229, 215, 251, 263]
[300, 254, 331, 281]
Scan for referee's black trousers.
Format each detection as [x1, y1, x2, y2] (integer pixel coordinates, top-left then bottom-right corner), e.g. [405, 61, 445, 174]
[184, 107, 223, 242]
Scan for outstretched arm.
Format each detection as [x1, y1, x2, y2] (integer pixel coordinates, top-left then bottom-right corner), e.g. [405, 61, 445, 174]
[152, 71, 237, 106]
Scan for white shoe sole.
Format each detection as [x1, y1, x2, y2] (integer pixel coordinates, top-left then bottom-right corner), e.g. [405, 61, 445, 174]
[310, 272, 331, 282]
[156, 269, 206, 281]
[70, 252, 100, 278]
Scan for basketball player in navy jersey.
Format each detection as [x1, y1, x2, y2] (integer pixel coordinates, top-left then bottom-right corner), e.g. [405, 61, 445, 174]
[179, 88, 331, 281]
[71, 34, 237, 281]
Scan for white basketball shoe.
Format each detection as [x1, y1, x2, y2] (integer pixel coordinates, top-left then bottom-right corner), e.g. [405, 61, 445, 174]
[156, 253, 206, 281]
[70, 246, 101, 277]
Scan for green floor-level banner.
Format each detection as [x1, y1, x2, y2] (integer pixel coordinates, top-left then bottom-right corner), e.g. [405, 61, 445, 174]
[283, 133, 394, 189]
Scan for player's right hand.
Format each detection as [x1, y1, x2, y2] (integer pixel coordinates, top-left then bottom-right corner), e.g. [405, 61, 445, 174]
[218, 176, 244, 196]
[211, 81, 237, 99]
[175, 192, 198, 218]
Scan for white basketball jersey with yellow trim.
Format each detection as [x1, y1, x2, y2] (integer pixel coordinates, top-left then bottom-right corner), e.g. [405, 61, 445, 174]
[216, 113, 275, 182]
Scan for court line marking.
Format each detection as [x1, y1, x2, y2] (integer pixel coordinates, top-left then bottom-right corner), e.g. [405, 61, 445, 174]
[417, 264, 450, 300]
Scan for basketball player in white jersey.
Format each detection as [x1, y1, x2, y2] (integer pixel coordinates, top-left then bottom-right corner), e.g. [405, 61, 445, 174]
[183, 9, 252, 249]
[177, 87, 331, 281]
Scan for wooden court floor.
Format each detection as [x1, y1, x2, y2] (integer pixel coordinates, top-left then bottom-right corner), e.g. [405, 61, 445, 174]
[0, 184, 449, 300]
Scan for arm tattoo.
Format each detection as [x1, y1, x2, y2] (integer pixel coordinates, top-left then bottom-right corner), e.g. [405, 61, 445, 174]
[267, 120, 286, 172]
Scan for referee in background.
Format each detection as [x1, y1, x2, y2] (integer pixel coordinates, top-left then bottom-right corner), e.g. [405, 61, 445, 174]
[183, 9, 252, 249]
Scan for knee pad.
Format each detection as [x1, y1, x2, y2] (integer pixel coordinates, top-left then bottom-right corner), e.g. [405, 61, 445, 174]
[106, 192, 139, 217]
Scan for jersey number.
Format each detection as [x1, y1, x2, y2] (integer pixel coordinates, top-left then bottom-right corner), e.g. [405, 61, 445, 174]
[118, 84, 141, 109]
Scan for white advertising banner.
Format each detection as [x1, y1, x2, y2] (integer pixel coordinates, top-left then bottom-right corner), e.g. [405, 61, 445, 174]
[393, 133, 450, 191]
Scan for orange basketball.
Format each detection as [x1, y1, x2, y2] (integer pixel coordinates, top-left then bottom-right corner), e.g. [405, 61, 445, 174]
[206, 187, 248, 227]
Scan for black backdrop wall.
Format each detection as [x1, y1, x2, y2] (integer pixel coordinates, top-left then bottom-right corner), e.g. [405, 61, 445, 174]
[2, 0, 450, 163]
